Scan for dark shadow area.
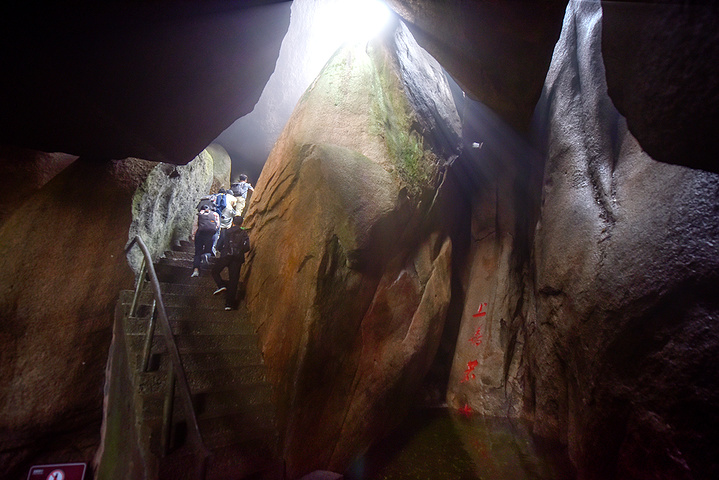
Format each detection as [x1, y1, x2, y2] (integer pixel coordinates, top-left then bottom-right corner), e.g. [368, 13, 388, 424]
[345, 408, 575, 480]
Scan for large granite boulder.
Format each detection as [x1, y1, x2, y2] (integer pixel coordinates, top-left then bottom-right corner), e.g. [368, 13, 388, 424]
[0, 146, 77, 225]
[0, 2, 290, 164]
[526, 1, 719, 478]
[243, 20, 459, 478]
[445, 1, 719, 478]
[385, 0, 567, 133]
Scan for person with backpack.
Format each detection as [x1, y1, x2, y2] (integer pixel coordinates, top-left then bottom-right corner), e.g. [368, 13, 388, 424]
[211, 215, 250, 310]
[230, 174, 254, 217]
[216, 188, 238, 252]
[191, 203, 220, 277]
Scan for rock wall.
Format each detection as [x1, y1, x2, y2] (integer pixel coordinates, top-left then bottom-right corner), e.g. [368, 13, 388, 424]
[386, 0, 567, 133]
[441, 1, 719, 478]
[0, 158, 153, 479]
[527, 1, 719, 478]
[0, 146, 77, 225]
[127, 145, 230, 272]
[243, 20, 460, 478]
[0, 149, 224, 478]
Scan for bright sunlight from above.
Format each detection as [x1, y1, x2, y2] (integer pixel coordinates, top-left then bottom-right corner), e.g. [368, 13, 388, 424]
[315, 0, 393, 47]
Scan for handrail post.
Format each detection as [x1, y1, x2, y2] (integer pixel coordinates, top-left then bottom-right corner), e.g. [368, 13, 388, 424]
[126, 236, 211, 478]
[141, 300, 157, 373]
[129, 257, 147, 318]
[162, 361, 176, 456]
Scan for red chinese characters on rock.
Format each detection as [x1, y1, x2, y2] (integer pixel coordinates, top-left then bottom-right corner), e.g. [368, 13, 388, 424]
[473, 302, 488, 317]
[460, 302, 488, 386]
[460, 359, 479, 383]
[459, 403, 473, 417]
[469, 325, 483, 346]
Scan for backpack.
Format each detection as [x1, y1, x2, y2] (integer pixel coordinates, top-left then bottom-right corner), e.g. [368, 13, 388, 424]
[225, 228, 250, 259]
[196, 196, 213, 212]
[214, 193, 226, 214]
[197, 210, 218, 232]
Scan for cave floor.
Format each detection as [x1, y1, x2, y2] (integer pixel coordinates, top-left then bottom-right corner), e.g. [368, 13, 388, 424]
[345, 408, 575, 480]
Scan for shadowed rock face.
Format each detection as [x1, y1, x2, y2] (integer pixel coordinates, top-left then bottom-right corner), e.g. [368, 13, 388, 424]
[0, 146, 77, 225]
[601, 1, 719, 174]
[385, 0, 568, 133]
[0, 158, 152, 478]
[527, 1, 719, 478]
[243, 21, 459, 477]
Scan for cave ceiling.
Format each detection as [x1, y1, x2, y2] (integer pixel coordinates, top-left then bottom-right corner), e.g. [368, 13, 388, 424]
[0, 0, 717, 174]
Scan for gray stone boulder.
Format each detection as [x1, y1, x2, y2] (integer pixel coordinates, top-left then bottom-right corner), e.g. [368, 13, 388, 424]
[528, 1, 719, 478]
[127, 145, 230, 272]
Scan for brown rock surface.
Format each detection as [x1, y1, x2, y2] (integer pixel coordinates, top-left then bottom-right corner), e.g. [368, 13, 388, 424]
[0, 149, 220, 478]
[243, 23, 459, 477]
[0, 158, 153, 478]
[0, 146, 77, 225]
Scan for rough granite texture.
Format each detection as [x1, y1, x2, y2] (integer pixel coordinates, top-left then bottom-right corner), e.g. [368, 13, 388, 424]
[0, 158, 152, 479]
[243, 21, 460, 478]
[527, 1, 719, 478]
[127, 145, 230, 272]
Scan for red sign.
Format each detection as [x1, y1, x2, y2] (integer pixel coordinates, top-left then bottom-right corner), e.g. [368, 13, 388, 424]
[27, 463, 86, 480]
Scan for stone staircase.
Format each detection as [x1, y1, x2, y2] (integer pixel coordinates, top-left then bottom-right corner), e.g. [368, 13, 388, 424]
[117, 240, 283, 480]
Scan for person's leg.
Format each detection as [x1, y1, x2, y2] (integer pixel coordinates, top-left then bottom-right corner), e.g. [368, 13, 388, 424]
[211, 229, 221, 256]
[216, 228, 226, 254]
[192, 233, 205, 270]
[236, 196, 246, 217]
[225, 257, 242, 309]
[211, 256, 231, 289]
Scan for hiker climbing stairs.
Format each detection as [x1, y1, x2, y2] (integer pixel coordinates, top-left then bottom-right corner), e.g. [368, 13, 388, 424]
[116, 239, 283, 480]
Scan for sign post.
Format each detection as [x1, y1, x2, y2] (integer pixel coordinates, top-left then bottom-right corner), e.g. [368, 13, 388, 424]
[27, 463, 86, 480]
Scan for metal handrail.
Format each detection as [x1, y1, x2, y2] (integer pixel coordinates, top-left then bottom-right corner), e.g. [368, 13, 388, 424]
[126, 236, 211, 479]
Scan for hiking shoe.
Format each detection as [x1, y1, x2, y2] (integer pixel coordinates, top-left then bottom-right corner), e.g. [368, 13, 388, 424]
[190, 269, 199, 278]
[224, 306, 232, 311]
[213, 286, 227, 295]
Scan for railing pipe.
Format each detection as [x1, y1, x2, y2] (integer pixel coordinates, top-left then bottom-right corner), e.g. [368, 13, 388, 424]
[141, 300, 157, 373]
[162, 361, 176, 456]
[126, 236, 211, 478]
[129, 257, 147, 318]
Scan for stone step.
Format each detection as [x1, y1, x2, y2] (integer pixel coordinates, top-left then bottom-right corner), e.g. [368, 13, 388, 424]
[172, 240, 195, 253]
[141, 396, 276, 435]
[199, 412, 279, 451]
[145, 407, 277, 455]
[157, 281, 214, 296]
[139, 384, 274, 421]
[120, 290, 228, 311]
[131, 348, 263, 374]
[157, 440, 282, 480]
[125, 316, 255, 336]
[137, 365, 268, 396]
[155, 261, 218, 283]
[127, 332, 259, 356]
[163, 250, 195, 262]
